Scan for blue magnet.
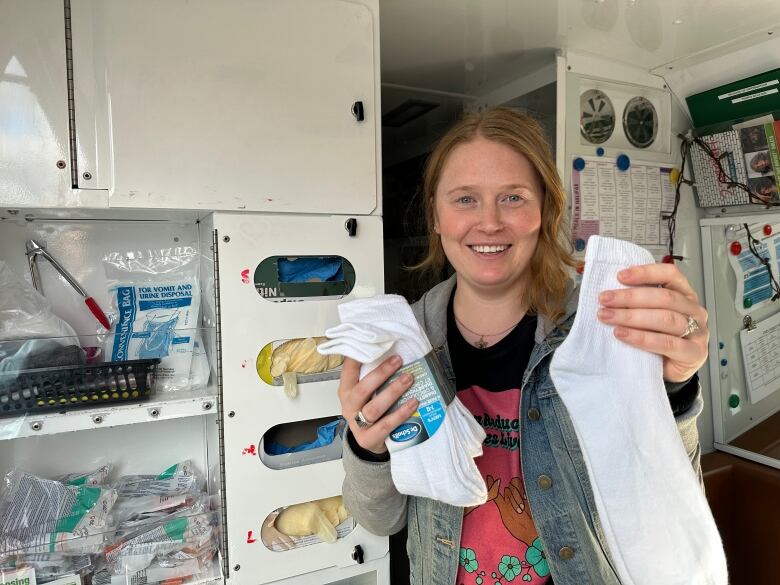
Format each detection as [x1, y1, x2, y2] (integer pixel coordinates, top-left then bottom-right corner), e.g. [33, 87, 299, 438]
[616, 154, 631, 171]
[596, 147, 605, 157]
[573, 157, 586, 171]
[720, 358, 728, 367]
[575, 238, 586, 251]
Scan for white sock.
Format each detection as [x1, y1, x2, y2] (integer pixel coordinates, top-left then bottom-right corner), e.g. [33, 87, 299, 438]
[320, 295, 487, 506]
[549, 235, 727, 585]
[316, 322, 396, 364]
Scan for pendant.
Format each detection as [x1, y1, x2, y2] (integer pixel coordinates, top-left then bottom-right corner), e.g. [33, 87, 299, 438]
[475, 336, 488, 349]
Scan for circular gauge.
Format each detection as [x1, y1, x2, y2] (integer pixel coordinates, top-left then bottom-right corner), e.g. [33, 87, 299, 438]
[623, 96, 658, 148]
[580, 89, 615, 144]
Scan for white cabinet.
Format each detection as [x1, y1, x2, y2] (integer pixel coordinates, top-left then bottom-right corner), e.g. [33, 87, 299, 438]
[0, 1, 106, 208]
[71, 0, 380, 214]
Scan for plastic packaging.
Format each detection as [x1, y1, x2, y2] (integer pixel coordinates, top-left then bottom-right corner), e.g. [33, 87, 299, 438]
[0, 471, 117, 554]
[103, 248, 201, 393]
[8, 553, 94, 584]
[59, 465, 113, 487]
[115, 461, 202, 498]
[111, 493, 209, 530]
[104, 512, 217, 575]
[0, 261, 84, 381]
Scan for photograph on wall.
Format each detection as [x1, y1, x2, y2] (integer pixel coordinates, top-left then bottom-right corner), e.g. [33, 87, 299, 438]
[734, 116, 780, 204]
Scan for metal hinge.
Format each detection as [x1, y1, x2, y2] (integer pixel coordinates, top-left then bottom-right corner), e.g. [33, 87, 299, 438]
[212, 228, 230, 579]
[63, 0, 78, 187]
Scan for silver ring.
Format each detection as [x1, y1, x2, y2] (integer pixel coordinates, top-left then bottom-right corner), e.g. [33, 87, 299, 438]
[354, 409, 374, 429]
[680, 314, 700, 338]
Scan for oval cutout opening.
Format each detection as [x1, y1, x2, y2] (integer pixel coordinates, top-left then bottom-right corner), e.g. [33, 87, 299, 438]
[261, 495, 355, 551]
[254, 255, 355, 301]
[259, 416, 346, 470]
[256, 337, 342, 397]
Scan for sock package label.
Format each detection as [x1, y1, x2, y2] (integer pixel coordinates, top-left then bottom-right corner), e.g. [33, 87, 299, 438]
[379, 352, 450, 453]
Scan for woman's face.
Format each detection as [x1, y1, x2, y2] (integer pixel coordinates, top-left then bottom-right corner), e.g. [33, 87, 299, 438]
[434, 137, 543, 296]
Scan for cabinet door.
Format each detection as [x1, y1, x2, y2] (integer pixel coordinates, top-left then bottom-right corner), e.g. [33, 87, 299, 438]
[72, 0, 379, 215]
[0, 1, 73, 207]
[215, 212, 387, 584]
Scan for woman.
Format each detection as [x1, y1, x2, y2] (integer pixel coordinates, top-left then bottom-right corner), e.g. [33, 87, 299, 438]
[338, 108, 708, 585]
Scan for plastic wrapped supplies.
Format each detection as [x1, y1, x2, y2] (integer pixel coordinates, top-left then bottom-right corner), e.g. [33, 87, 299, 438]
[0, 461, 220, 585]
[0, 261, 84, 382]
[0, 471, 117, 554]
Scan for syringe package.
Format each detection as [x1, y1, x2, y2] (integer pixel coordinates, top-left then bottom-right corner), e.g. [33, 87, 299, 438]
[104, 247, 200, 392]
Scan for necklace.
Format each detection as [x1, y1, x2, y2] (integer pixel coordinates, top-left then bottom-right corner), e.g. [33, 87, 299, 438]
[453, 313, 523, 349]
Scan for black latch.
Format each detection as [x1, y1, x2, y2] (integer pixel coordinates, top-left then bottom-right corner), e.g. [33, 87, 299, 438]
[351, 101, 365, 122]
[345, 217, 358, 237]
[351, 544, 364, 564]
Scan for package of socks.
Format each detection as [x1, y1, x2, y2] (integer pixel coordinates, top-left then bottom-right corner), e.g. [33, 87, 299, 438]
[373, 352, 451, 453]
[319, 294, 488, 507]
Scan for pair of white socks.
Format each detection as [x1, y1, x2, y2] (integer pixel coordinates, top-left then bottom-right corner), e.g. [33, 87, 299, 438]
[318, 295, 487, 507]
[550, 236, 727, 585]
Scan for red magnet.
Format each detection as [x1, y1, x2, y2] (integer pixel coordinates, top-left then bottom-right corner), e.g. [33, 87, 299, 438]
[764, 224, 773, 237]
[730, 241, 742, 256]
[662, 255, 673, 264]
[576, 261, 585, 275]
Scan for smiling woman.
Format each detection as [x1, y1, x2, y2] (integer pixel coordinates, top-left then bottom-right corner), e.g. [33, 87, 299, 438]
[415, 109, 575, 332]
[338, 106, 711, 585]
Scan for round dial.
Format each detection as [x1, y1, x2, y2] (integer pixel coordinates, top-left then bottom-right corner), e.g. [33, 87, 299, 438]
[580, 89, 615, 145]
[623, 96, 658, 148]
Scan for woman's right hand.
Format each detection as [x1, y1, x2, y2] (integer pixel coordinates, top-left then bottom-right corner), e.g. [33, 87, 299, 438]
[338, 355, 418, 454]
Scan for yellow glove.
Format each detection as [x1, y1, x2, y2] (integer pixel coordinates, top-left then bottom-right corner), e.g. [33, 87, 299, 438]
[270, 337, 343, 398]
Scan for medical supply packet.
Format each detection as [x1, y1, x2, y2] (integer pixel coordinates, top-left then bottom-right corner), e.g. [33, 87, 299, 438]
[104, 247, 200, 393]
[115, 461, 201, 498]
[0, 471, 117, 554]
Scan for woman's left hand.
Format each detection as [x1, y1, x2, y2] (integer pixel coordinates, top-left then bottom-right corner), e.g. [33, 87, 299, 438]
[596, 263, 709, 383]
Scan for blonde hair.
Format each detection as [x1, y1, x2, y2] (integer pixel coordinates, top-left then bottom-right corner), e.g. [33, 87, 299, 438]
[415, 107, 575, 323]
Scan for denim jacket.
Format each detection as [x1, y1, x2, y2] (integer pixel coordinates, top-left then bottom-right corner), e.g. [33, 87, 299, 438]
[342, 275, 704, 585]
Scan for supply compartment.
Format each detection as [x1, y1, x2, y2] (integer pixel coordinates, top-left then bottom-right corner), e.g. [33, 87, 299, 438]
[214, 212, 388, 584]
[0, 212, 225, 585]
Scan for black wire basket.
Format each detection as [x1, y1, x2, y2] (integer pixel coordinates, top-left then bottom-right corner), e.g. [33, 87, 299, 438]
[0, 358, 160, 416]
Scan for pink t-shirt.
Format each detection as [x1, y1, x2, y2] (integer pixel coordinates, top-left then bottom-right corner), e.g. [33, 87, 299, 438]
[455, 385, 551, 585]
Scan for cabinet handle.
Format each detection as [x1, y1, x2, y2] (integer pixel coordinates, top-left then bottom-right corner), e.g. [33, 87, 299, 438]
[345, 218, 358, 237]
[351, 545, 364, 564]
[351, 101, 365, 122]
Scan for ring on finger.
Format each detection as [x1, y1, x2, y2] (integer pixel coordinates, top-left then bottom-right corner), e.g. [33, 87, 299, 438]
[354, 409, 374, 429]
[680, 314, 700, 338]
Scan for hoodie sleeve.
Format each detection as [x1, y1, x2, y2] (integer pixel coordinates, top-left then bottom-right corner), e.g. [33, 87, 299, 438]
[342, 431, 408, 536]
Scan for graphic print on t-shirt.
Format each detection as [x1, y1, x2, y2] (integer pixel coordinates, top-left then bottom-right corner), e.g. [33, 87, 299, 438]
[455, 386, 550, 585]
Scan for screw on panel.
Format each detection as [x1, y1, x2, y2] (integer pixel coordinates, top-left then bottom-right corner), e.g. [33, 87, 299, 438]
[148, 408, 160, 418]
[228, 411, 235, 418]
[56, 160, 67, 169]
[202, 402, 213, 411]
[30, 421, 43, 432]
[92, 415, 104, 424]
[223, 236, 230, 243]
[233, 565, 240, 572]
[82, 172, 92, 180]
